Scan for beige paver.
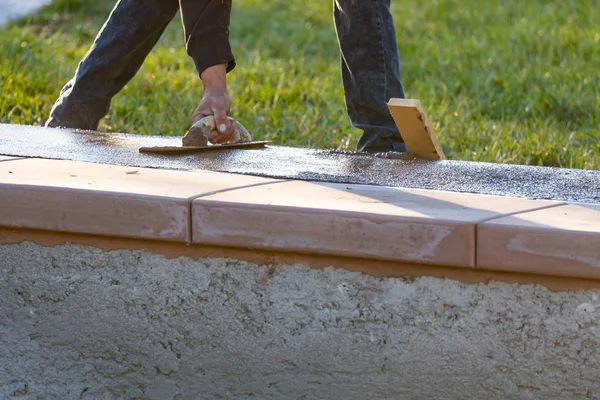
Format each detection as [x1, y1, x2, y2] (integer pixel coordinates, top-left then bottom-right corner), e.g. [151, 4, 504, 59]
[192, 181, 561, 266]
[0, 158, 279, 242]
[478, 204, 600, 278]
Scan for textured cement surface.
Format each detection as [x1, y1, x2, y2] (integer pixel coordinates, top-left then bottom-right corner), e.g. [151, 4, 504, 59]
[2, 242, 600, 399]
[1, 123, 599, 204]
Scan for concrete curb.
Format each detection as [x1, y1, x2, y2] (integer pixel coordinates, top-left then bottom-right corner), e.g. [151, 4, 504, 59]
[1, 156, 599, 288]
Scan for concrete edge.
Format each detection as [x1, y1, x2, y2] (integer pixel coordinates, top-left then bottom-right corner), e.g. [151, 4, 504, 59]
[1, 156, 599, 285]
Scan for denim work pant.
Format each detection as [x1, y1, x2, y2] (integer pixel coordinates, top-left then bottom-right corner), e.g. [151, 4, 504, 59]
[47, 0, 406, 153]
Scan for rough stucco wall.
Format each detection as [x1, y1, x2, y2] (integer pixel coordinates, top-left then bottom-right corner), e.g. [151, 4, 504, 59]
[1, 242, 600, 400]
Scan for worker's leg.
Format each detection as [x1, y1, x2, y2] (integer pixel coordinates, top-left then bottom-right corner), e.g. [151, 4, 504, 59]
[334, 0, 407, 153]
[46, 0, 179, 130]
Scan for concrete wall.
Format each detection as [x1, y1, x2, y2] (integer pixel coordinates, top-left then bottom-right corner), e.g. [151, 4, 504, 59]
[2, 242, 600, 400]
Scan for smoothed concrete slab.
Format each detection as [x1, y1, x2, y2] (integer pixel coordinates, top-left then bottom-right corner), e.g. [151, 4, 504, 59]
[1, 123, 599, 204]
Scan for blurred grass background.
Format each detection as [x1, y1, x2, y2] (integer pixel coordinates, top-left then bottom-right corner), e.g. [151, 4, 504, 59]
[1, 0, 598, 168]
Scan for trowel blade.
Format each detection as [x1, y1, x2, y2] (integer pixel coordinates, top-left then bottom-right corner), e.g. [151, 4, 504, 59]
[139, 141, 271, 155]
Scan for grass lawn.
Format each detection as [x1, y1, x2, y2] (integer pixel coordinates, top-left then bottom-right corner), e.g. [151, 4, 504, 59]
[1, 0, 598, 169]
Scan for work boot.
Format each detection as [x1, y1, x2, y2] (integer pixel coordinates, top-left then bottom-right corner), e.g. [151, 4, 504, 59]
[357, 128, 408, 153]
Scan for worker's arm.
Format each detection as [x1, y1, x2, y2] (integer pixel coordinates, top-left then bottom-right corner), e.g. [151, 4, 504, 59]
[180, 0, 236, 140]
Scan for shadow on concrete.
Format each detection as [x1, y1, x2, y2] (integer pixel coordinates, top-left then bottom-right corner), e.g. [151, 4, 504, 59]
[293, 179, 561, 232]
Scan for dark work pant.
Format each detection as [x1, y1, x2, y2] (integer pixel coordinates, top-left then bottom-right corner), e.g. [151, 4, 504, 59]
[334, 0, 406, 152]
[46, 0, 179, 131]
[47, 0, 407, 153]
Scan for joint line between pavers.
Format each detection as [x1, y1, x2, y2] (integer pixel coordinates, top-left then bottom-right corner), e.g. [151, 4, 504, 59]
[186, 179, 289, 244]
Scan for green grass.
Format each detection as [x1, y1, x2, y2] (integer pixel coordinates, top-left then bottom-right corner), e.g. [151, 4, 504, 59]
[1, 0, 599, 168]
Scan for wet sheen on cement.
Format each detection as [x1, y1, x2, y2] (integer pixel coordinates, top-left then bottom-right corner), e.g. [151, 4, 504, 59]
[1, 124, 598, 204]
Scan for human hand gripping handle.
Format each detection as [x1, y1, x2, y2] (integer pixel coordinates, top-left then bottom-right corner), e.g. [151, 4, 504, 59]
[192, 63, 236, 144]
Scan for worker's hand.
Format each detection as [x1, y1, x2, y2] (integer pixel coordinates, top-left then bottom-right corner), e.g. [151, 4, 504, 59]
[192, 63, 236, 144]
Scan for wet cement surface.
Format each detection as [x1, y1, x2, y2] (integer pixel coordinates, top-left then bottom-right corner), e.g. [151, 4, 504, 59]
[1, 123, 599, 203]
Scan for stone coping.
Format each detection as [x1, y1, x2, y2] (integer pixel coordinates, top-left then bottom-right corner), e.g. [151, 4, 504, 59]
[1, 157, 599, 287]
